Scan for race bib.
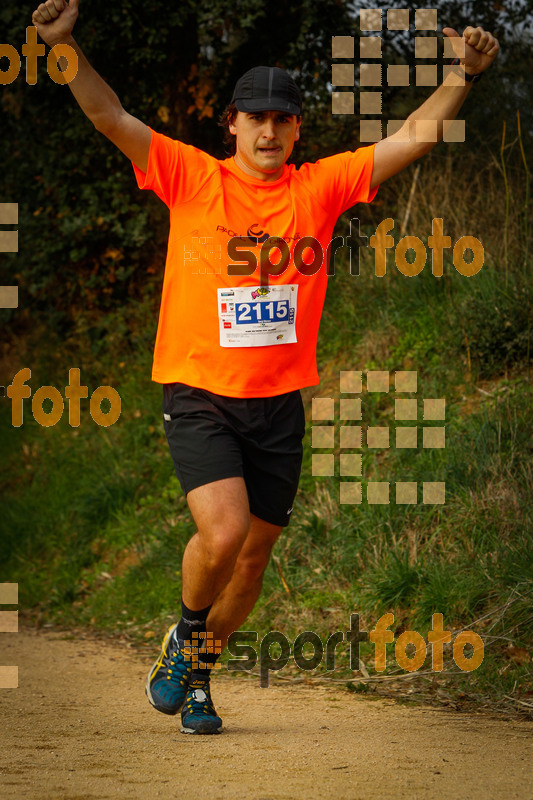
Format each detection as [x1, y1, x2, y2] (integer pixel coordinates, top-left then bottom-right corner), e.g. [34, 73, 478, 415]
[218, 285, 298, 347]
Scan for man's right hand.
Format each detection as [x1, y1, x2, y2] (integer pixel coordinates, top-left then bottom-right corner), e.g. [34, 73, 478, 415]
[31, 0, 151, 173]
[32, 0, 79, 47]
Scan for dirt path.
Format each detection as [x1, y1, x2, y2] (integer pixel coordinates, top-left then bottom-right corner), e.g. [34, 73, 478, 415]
[0, 630, 530, 800]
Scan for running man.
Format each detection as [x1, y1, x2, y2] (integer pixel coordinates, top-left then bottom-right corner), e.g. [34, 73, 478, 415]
[32, 0, 499, 734]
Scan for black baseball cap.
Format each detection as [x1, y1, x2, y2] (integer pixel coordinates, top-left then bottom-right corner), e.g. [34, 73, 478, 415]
[231, 66, 302, 116]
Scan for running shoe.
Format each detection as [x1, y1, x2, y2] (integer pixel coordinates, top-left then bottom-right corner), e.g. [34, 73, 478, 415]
[180, 678, 223, 734]
[145, 623, 192, 715]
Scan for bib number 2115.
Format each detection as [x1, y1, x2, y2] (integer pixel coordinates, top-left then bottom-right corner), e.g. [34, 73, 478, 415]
[235, 300, 289, 324]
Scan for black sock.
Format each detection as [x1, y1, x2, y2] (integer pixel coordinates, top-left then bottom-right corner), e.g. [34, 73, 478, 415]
[176, 598, 212, 643]
[190, 637, 222, 683]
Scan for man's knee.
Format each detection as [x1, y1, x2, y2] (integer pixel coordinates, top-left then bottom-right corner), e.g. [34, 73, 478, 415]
[232, 547, 273, 587]
[201, 514, 250, 573]
[187, 477, 250, 566]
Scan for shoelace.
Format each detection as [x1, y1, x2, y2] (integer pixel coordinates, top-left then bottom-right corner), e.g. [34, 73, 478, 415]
[185, 682, 217, 716]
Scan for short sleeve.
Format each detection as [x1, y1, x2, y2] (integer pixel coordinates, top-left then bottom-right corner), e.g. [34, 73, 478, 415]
[299, 145, 378, 217]
[132, 130, 219, 208]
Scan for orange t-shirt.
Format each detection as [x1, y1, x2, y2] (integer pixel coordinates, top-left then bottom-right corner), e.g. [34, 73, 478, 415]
[133, 130, 378, 397]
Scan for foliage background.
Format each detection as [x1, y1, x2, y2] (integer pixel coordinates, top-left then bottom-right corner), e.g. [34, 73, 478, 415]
[0, 0, 532, 712]
[1, 0, 532, 328]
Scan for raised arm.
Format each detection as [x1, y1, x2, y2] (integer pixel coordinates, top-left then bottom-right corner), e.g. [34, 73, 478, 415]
[32, 0, 151, 172]
[370, 26, 500, 189]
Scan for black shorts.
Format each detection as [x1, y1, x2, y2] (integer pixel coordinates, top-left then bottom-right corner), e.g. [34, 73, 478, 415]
[162, 382, 306, 527]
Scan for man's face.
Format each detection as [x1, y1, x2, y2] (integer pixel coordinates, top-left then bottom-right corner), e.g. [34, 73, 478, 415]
[229, 110, 301, 181]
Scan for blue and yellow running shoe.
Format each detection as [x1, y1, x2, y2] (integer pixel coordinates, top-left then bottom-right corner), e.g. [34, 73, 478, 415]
[180, 678, 223, 734]
[145, 623, 192, 715]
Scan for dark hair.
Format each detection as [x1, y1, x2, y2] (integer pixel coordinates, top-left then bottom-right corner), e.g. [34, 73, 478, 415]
[218, 102, 239, 156]
[218, 102, 302, 157]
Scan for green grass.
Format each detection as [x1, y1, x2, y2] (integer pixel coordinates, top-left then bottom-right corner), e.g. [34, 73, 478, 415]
[1, 210, 531, 714]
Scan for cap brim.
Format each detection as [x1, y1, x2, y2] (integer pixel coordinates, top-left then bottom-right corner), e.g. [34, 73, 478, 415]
[235, 97, 301, 115]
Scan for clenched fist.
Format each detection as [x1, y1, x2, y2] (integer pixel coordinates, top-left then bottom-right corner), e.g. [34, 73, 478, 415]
[32, 0, 79, 47]
[443, 26, 500, 76]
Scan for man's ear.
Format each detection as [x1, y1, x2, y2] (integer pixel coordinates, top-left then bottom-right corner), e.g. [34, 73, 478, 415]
[229, 111, 238, 136]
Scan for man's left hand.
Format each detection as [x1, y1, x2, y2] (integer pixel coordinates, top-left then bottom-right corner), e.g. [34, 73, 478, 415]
[443, 26, 500, 76]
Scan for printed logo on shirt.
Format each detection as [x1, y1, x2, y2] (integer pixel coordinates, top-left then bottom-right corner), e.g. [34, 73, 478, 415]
[247, 223, 270, 245]
[215, 224, 302, 244]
